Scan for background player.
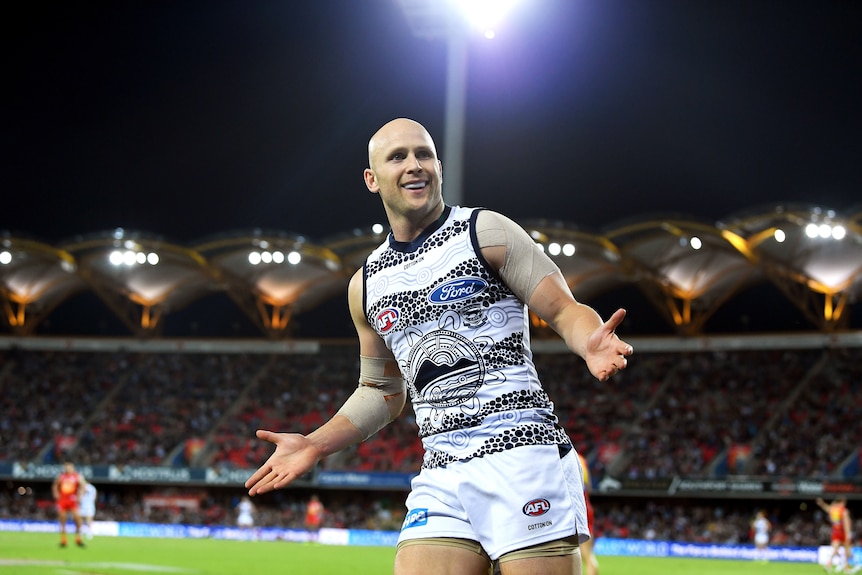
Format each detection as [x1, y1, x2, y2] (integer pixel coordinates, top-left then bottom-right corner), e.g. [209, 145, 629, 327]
[305, 494, 324, 542]
[817, 497, 855, 573]
[578, 453, 599, 575]
[751, 509, 771, 562]
[52, 461, 85, 548]
[78, 480, 97, 540]
[236, 496, 257, 539]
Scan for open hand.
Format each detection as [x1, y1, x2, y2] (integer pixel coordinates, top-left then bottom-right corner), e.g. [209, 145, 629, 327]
[245, 430, 322, 496]
[584, 308, 633, 382]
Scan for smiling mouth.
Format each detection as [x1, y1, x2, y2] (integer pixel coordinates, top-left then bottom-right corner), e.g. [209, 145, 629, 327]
[402, 181, 427, 190]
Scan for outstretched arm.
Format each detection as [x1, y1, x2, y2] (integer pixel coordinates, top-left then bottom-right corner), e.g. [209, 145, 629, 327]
[478, 210, 633, 381]
[245, 270, 405, 496]
[530, 273, 632, 381]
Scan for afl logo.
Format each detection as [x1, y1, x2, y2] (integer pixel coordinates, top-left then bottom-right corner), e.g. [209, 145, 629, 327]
[428, 277, 488, 304]
[522, 499, 551, 517]
[376, 308, 400, 333]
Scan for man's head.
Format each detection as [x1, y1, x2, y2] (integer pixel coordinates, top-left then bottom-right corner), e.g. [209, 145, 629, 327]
[363, 118, 444, 223]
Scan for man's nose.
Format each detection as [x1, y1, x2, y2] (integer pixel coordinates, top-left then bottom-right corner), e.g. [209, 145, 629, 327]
[407, 154, 423, 171]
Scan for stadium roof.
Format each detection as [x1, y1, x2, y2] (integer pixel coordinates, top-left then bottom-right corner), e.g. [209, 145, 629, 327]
[1, 203, 861, 338]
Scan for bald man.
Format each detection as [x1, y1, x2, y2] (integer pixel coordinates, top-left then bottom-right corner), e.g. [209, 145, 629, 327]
[246, 118, 633, 575]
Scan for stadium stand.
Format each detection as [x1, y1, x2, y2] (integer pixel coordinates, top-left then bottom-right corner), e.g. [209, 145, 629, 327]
[1, 202, 861, 546]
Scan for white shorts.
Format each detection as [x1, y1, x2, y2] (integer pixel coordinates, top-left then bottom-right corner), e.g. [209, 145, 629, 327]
[79, 505, 95, 519]
[398, 444, 590, 560]
[754, 533, 769, 546]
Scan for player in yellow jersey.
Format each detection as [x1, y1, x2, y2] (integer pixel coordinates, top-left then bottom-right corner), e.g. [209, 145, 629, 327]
[578, 453, 599, 575]
[817, 497, 855, 573]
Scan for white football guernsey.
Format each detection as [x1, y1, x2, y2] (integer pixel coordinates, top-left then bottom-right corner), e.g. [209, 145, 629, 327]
[363, 205, 572, 469]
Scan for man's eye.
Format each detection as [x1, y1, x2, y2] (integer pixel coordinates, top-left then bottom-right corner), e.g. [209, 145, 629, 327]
[391, 153, 405, 161]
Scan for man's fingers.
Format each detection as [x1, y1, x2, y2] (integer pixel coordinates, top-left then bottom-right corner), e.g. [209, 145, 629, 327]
[247, 471, 276, 495]
[245, 465, 270, 491]
[605, 308, 627, 331]
[255, 429, 277, 442]
[247, 463, 299, 495]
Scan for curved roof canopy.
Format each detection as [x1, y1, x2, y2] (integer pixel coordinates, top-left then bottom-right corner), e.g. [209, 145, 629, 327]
[1, 204, 860, 338]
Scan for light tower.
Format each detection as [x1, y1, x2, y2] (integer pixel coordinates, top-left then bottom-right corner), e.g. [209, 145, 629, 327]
[396, 0, 521, 206]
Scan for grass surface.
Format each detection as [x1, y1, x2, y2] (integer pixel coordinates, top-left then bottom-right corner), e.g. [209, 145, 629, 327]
[0, 532, 829, 575]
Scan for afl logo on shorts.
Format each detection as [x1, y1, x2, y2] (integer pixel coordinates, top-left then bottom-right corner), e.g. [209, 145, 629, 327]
[522, 499, 551, 516]
[428, 277, 488, 304]
[376, 308, 400, 333]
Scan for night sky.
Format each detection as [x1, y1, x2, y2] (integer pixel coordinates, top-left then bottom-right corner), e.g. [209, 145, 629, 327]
[5, 0, 861, 246]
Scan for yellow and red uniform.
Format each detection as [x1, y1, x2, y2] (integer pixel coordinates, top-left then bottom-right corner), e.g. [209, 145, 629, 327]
[829, 502, 849, 544]
[578, 453, 595, 533]
[55, 471, 81, 513]
[305, 497, 323, 529]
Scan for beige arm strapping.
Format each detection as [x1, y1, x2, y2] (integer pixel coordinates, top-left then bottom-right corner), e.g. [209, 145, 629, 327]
[475, 210, 561, 303]
[336, 356, 406, 440]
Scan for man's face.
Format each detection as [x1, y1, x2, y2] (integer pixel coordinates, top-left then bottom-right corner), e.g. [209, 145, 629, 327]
[365, 120, 443, 215]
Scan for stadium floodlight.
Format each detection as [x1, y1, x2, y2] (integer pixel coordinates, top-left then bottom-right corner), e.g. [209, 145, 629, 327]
[396, 0, 522, 206]
[455, 0, 520, 38]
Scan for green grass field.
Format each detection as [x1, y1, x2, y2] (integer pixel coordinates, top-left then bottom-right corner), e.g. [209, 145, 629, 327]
[0, 532, 828, 575]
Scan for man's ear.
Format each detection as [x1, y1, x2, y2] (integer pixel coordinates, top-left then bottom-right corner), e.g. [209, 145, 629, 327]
[363, 168, 379, 193]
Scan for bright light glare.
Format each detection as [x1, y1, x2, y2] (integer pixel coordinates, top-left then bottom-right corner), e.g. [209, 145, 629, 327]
[272, 250, 285, 264]
[109, 251, 123, 266]
[562, 243, 576, 256]
[548, 242, 561, 256]
[372, 223, 385, 234]
[261, 251, 273, 264]
[455, 0, 519, 37]
[0, 251, 11, 265]
[287, 251, 302, 265]
[802, 222, 846, 241]
[248, 252, 261, 265]
[690, 237, 702, 250]
[122, 251, 136, 266]
[773, 229, 786, 243]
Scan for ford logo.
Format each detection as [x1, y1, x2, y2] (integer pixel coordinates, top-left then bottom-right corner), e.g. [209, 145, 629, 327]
[428, 277, 487, 304]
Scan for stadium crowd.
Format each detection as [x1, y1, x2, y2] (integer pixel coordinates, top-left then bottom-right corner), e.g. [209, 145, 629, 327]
[1, 346, 861, 478]
[2, 482, 860, 549]
[1, 344, 860, 546]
